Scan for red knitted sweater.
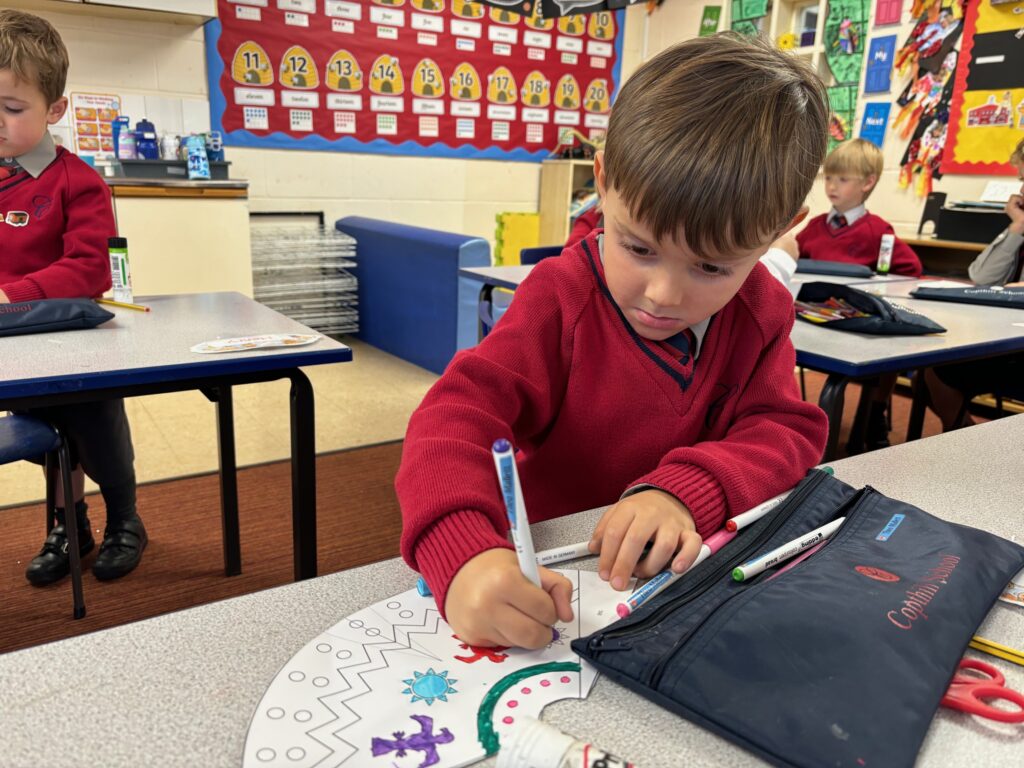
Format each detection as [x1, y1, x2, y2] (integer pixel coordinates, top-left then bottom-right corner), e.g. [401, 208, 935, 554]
[0, 147, 115, 302]
[796, 212, 922, 277]
[397, 232, 828, 614]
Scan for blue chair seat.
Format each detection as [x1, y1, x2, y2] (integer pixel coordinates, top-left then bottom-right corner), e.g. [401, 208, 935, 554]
[0, 414, 60, 465]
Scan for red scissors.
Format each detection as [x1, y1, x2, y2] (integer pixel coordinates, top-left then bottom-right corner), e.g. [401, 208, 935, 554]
[941, 658, 1024, 723]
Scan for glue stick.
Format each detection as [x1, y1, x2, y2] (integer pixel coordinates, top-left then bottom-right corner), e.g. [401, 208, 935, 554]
[108, 237, 133, 303]
[877, 233, 895, 274]
[496, 717, 636, 768]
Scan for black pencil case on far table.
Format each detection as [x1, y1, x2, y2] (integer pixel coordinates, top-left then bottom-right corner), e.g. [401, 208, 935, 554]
[572, 470, 1024, 768]
[910, 285, 1024, 309]
[797, 281, 946, 335]
[0, 298, 113, 338]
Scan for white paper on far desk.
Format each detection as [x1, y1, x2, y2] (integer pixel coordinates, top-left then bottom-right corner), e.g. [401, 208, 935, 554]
[981, 180, 1020, 203]
[242, 569, 631, 768]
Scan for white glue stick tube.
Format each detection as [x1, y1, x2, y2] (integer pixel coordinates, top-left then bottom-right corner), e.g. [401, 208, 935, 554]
[497, 716, 637, 768]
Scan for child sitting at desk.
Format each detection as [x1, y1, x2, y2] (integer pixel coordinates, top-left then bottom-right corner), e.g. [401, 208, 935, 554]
[0, 10, 147, 585]
[797, 138, 922, 277]
[798, 138, 924, 451]
[397, 34, 830, 649]
[923, 137, 1024, 430]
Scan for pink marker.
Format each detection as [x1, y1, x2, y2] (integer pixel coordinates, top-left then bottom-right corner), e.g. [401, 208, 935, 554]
[616, 529, 736, 617]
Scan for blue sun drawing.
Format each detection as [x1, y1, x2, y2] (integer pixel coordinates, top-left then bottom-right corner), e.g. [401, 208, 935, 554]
[402, 668, 458, 706]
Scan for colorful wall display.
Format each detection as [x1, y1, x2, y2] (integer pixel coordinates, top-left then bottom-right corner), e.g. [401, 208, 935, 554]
[942, 0, 1024, 175]
[860, 101, 892, 147]
[205, 1, 625, 161]
[864, 34, 898, 93]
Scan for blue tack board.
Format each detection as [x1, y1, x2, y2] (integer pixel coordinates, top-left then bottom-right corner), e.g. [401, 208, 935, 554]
[864, 34, 897, 94]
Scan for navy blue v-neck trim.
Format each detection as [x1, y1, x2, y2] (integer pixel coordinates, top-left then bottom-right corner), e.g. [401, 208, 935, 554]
[581, 238, 694, 393]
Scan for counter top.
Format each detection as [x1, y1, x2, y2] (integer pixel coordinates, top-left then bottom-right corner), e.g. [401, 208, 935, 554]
[106, 177, 249, 198]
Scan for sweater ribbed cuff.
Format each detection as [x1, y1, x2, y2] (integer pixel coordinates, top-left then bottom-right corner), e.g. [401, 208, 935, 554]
[413, 509, 512, 620]
[1, 279, 44, 303]
[626, 463, 727, 538]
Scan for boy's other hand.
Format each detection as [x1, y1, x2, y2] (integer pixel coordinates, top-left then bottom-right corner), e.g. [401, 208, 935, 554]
[1006, 193, 1024, 235]
[0, 289, 9, 303]
[445, 548, 574, 649]
[590, 488, 702, 590]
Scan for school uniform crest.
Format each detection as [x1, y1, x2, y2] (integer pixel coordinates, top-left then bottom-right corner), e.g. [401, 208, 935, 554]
[5, 211, 29, 227]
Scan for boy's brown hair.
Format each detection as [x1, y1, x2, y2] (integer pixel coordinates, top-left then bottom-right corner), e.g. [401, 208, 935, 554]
[0, 9, 69, 105]
[823, 138, 884, 192]
[603, 33, 828, 256]
[1010, 137, 1024, 167]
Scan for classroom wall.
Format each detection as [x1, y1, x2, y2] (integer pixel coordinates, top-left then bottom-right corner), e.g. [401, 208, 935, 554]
[14, 1, 540, 249]
[618, 2, 1002, 234]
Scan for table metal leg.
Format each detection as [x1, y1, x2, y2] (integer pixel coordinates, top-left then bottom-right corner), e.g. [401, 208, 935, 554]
[58, 441, 86, 620]
[289, 370, 317, 580]
[906, 369, 928, 442]
[213, 385, 242, 577]
[818, 374, 849, 463]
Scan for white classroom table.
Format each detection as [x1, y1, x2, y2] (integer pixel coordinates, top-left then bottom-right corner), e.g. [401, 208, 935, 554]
[0, 415, 1022, 767]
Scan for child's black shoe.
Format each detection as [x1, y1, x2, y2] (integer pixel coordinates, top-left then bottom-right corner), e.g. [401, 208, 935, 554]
[92, 514, 147, 581]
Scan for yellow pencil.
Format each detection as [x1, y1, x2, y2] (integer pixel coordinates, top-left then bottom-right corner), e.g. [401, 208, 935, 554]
[970, 636, 1024, 668]
[97, 298, 150, 312]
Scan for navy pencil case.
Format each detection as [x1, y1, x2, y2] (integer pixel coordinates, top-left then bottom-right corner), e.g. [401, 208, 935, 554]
[0, 298, 113, 337]
[573, 470, 1024, 768]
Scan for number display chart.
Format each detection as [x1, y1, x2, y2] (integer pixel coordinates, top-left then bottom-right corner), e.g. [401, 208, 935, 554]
[205, 1, 625, 161]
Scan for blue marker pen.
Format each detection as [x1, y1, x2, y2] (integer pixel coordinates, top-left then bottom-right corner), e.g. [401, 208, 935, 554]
[493, 438, 541, 587]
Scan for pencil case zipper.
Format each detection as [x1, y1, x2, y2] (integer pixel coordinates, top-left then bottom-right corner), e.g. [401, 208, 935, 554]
[644, 489, 873, 689]
[585, 469, 832, 656]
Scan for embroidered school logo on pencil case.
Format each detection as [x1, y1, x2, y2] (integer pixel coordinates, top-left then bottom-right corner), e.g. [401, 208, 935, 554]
[855, 565, 900, 582]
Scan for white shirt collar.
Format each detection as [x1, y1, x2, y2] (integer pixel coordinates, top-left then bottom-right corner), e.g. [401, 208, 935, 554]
[829, 204, 866, 226]
[596, 233, 707, 359]
[15, 132, 58, 178]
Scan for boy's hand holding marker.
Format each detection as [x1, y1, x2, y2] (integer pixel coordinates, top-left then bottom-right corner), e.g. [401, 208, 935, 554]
[445, 549, 574, 651]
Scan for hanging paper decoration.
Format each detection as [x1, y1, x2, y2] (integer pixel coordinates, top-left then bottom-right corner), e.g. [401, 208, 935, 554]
[894, 2, 962, 78]
[893, 0, 965, 196]
[699, 6, 722, 37]
[892, 49, 957, 140]
[469, 0, 646, 19]
[942, 0, 1024, 174]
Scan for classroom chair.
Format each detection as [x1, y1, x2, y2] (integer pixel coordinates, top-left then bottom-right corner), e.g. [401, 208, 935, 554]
[0, 414, 86, 619]
[519, 245, 562, 265]
[478, 245, 563, 336]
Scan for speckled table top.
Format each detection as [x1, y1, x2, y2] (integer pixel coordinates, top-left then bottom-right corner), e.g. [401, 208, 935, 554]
[1, 416, 1022, 768]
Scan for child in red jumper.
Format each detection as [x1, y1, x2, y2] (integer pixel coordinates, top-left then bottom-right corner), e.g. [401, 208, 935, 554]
[797, 138, 922, 277]
[797, 138, 922, 452]
[397, 34, 830, 649]
[1, 10, 147, 586]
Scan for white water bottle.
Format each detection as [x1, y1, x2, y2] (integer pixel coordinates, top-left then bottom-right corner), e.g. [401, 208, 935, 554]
[877, 233, 895, 274]
[496, 717, 636, 768]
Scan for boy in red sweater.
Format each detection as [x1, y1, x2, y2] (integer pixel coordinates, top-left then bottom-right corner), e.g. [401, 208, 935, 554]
[1, 10, 147, 586]
[797, 138, 922, 452]
[397, 34, 830, 649]
[797, 138, 922, 277]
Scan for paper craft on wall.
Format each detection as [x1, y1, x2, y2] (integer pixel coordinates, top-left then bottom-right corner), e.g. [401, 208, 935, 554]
[942, 0, 1024, 175]
[874, 0, 903, 26]
[699, 5, 722, 36]
[827, 84, 859, 151]
[243, 569, 631, 768]
[824, 0, 869, 85]
[729, 0, 767, 37]
[864, 34, 897, 93]
[860, 102, 892, 147]
[205, 1, 625, 162]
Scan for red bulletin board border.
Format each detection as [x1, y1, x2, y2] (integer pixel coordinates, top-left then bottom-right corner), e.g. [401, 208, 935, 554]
[942, 0, 1018, 176]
